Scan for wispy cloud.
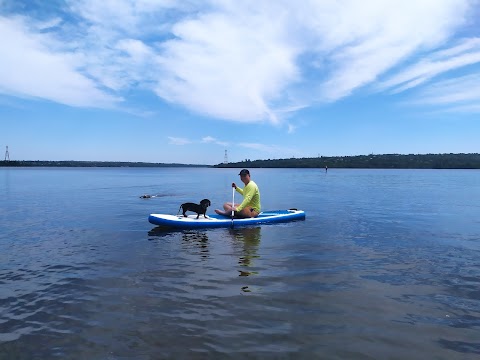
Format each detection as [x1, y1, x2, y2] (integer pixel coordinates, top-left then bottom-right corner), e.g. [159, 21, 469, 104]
[238, 142, 299, 157]
[0, 0, 478, 121]
[168, 136, 191, 145]
[201, 136, 229, 147]
[169, 135, 229, 146]
[408, 74, 480, 112]
[378, 38, 480, 93]
[300, 0, 472, 101]
[169, 136, 298, 157]
[287, 124, 296, 134]
[0, 15, 121, 107]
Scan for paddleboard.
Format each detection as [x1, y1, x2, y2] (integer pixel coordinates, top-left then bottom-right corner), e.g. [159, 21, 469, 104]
[148, 209, 305, 229]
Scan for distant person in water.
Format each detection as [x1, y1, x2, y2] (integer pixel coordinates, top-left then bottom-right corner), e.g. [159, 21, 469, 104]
[325, 166, 328, 172]
[215, 169, 261, 218]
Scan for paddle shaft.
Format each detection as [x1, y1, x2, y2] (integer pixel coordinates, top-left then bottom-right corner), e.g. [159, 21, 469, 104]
[231, 186, 235, 217]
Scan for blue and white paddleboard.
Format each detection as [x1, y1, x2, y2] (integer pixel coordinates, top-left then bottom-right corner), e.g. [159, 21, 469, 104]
[148, 209, 305, 229]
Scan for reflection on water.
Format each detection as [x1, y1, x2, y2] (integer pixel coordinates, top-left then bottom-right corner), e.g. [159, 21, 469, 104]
[228, 227, 261, 277]
[147, 226, 262, 292]
[181, 230, 209, 259]
[230, 227, 262, 293]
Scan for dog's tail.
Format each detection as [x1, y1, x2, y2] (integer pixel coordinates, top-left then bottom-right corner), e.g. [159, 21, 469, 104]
[177, 205, 182, 215]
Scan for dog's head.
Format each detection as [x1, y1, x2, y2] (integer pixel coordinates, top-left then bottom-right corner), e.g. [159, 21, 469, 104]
[200, 199, 211, 208]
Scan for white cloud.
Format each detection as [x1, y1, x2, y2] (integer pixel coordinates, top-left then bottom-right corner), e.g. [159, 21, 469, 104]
[169, 135, 230, 146]
[379, 38, 480, 93]
[201, 136, 229, 147]
[409, 74, 480, 111]
[35, 17, 63, 30]
[201, 136, 216, 143]
[0, 15, 121, 108]
[152, 0, 473, 120]
[238, 142, 299, 157]
[155, 3, 299, 124]
[0, 0, 478, 119]
[168, 136, 297, 157]
[307, 0, 471, 101]
[116, 39, 153, 64]
[168, 136, 191, 145]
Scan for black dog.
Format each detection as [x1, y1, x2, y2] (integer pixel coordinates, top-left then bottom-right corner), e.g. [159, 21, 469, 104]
[178, 199, 211, 219]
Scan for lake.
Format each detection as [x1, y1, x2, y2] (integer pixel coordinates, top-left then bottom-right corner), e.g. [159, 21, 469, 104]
[1, 167, 479, 359]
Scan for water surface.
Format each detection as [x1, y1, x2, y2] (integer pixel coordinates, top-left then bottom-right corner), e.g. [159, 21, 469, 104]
[1, 167, 479, 359]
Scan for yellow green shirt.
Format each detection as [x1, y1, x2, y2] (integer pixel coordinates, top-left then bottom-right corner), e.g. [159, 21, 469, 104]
[236, 180, 261, 212]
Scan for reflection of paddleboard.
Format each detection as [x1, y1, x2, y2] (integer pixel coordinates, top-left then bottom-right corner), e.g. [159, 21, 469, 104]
[148, 209, 306, 229]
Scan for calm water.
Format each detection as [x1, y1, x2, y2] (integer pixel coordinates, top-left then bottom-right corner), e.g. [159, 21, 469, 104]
[1, 167, 480, 359]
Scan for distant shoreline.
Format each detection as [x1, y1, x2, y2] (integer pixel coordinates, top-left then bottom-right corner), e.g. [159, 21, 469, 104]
[1, 153, 480, 169]
[0, 160, 210, 168]
[214, 153, 480, 169]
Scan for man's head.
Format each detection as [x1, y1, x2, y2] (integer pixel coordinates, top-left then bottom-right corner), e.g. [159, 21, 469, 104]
[238, 169, 250, 184]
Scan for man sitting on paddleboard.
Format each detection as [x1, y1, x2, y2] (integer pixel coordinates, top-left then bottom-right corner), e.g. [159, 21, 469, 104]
[215, 169, 261, 218]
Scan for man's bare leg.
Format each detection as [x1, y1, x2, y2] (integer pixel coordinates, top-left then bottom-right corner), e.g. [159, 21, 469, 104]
[215, 202, 238, 216]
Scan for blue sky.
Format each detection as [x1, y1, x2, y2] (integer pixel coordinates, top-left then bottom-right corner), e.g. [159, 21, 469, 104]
[1, 0, 480, 165]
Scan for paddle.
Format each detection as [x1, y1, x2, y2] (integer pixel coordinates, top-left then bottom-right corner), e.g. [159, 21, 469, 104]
[231, 186, 235, 227]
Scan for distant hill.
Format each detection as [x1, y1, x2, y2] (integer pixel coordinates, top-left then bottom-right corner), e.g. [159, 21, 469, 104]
[0, 160, 209, 167]
[214, 153, 480, 169]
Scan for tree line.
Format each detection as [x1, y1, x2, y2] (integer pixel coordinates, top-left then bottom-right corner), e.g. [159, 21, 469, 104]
[214, 153, 480, 169]
[0, 160, 208, 167]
